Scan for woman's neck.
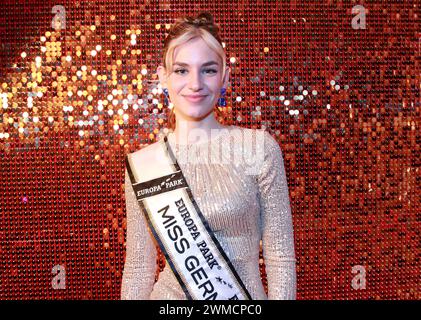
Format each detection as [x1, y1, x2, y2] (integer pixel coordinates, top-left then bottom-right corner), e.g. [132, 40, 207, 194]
[173, 112, 227, 145]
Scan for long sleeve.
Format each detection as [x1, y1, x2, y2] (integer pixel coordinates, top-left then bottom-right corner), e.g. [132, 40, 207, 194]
[121, 167, 157, 300]
[257, 130, 297, 300]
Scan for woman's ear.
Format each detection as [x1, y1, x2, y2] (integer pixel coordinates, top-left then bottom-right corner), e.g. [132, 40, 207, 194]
[222, 66, 230, 89]
[156, 65, 168, 88]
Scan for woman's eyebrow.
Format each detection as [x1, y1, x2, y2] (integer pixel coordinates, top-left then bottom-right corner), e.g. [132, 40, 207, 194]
[173, 61, 219, 67]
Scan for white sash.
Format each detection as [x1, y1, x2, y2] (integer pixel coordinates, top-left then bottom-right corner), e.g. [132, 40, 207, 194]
[125, 135, 252, 300]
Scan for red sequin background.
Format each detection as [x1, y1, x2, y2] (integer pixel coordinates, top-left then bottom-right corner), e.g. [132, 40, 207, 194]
[0, 0, 419, 299]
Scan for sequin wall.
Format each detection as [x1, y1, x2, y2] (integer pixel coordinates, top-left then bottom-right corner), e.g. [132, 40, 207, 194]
[0, 0, 419, 300]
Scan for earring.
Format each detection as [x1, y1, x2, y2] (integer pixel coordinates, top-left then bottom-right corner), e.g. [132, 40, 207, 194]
[217, 87, 227, 107]
[163, 88, 169, 106]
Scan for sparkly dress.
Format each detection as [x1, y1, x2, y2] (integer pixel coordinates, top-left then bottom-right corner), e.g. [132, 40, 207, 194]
[121, 125, 297, 300]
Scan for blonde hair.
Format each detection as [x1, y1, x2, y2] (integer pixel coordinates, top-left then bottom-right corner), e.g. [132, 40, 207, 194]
[161, 12, 228, 130]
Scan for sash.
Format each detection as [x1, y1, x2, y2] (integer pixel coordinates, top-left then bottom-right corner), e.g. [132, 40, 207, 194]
[125, 135, 252, 300]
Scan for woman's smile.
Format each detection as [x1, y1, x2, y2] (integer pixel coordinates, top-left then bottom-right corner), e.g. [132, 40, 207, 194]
[182, 94, 208, 103]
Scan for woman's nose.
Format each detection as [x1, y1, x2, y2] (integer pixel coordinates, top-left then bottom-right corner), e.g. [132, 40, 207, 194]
[188, 71, 203, 91]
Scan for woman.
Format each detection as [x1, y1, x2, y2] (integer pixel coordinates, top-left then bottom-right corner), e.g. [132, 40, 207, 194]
[121, 12, 296, 300]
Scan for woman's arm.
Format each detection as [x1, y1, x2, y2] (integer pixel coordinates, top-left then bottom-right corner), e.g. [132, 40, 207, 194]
[257, 130, 297, 300]
[121, 167, 157, 299]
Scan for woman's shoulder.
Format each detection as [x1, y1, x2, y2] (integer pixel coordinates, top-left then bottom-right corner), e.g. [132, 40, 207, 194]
[228, 125, 278, 149]
[224, 126, 280, 176]
[125, 137, 175, 182]
[126, 138, 166, 167]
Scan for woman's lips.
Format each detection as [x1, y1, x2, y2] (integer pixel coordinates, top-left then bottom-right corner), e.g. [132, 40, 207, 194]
[183, 95, 208, 103]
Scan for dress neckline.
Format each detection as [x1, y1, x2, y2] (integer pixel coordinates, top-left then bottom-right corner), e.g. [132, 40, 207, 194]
[166, 125, 234, 146]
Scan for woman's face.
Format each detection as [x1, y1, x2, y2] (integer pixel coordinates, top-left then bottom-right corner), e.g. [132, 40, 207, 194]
[158, 37, 230, 121]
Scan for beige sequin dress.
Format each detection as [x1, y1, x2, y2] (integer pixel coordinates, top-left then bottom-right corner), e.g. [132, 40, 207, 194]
[121, 125, 297, 300]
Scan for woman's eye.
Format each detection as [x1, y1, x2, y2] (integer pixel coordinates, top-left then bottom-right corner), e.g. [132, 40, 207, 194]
[174, 68, 217, 75]
[204, 69, 217, 74]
